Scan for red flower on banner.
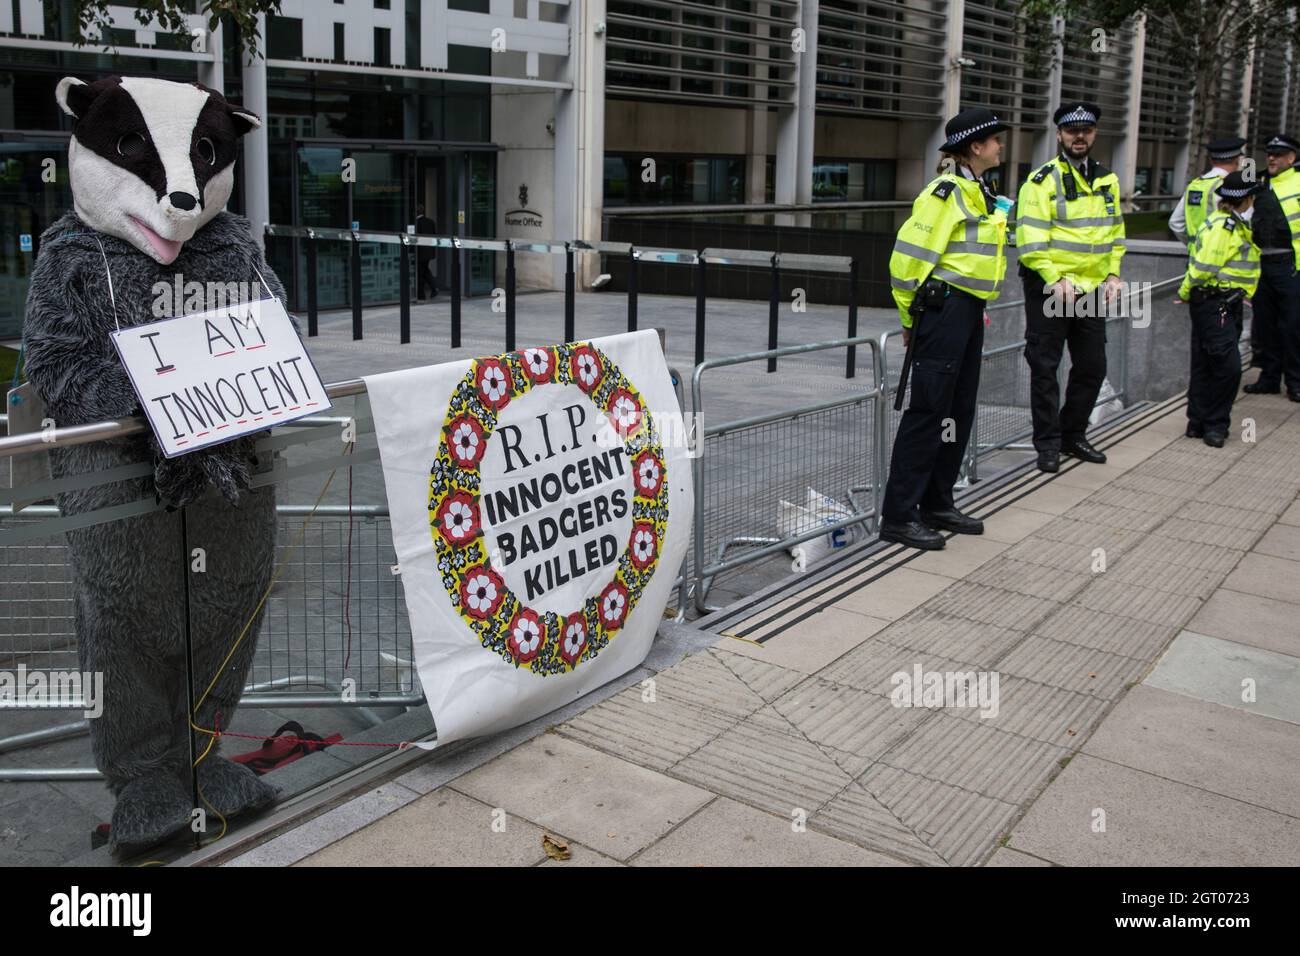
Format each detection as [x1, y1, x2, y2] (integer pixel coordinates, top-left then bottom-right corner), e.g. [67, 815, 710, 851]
[446, 415, 486, 469]
[633, 450, 664, 498]
[570, 346, 603, 393]
[507, 607, 544, 663]
[560, 611, 588, 664]
[521, 347, 554, 384]
[460, 565, 505, 619]
[435, 490, 481, 546]
[599, 581, 629, 631]
[606, 387, 642, 437]
[476, 358, 513, 410]
[629, 522, 658, 568]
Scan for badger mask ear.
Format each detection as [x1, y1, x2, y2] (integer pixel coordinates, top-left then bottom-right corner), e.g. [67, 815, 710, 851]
[229, 106, 262, 136]
[56, 76, 119, 118]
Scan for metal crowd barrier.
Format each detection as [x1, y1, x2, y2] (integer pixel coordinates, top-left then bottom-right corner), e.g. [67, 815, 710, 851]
[263, 225, 862, 373]
[688, 335, 883, 614]
[0, 380, 422, 781]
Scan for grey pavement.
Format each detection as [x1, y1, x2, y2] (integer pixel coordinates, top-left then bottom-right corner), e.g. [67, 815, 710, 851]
[214, 385, 1300, 867]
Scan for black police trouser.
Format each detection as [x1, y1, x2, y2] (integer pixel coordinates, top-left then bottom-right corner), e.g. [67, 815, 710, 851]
[1249, 255, 1300, 388]
[882, 287, 984, 524]
[1022, 274, 1107, 453]
[1187, 295, 1244, 436]
[418, 254, 438, 297]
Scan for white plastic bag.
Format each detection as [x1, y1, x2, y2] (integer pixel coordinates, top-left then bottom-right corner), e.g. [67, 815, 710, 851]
[1088, 376, 1124, 425]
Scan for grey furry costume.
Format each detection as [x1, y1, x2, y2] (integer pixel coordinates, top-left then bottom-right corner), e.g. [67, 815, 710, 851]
[22, 210, 284, 853]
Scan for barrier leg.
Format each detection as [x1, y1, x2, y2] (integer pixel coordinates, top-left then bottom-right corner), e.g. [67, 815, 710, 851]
[564, 244, 575, 343]
[305, 233, 318, 337]
[399, 241, 411, 345]
[627, 248, 638, 333]
[451, 242, 462, 349]
[768, 254, 779, 373]
[350, 234, 363, 341]
[505, 241, 516, 352]
[847, 259, 859, 379]
[695, 253, 706, 367]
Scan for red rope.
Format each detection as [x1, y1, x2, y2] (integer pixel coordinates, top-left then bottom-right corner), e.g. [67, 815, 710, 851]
[215, 729, 418, 750]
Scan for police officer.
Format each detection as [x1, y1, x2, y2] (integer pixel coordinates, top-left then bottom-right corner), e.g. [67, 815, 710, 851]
[1180, 171, 1262, 447]
[1243, 133, 1300, 399]
[1016, 102, 1126, 472]
[880, 107, 1010, 551]
[1169, 137, 1247, 248]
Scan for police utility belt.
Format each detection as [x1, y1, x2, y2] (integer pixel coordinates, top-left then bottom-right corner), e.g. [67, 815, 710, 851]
[1188, 286, 1245, 305]
[908, 277, 978, 319]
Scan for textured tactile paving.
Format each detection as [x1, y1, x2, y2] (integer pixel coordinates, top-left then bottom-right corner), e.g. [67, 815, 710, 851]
[1194, 475, 1298, 513]
[1003, 535, 1105, 573]
[1121, 536, 1244, 575]
[872, 608, 1027, 663]
[771, 677, 929, 773]
[1071, 577, 1203, 626]
[995, 634, 1150, 699]
[966, 557, 1092, 602]
[1058, 500, 1168, 532]
[1032, 603, 1178, 659]
[1128, 454, 1231, 486]
[1225, 452, 1300, 481]
[669, 705, 854, 816]
[877, 713, 1067, 806]
[949, 675, 1110, 745]
[1031, 517, 1147, 552]
[821, 639, 985, 698]
[710, 648, 809, 702]
[651, 650, 768, 719]
[1092, 481, 1189, 513]
[1153, 516, 1268, 551]
[809, 781, 950, 866]
[1174, 500, 1284, 531]
[1103, 556, 1228, 598]
[858, 764, 1021, 867]
[559, 685, 740, 772]
[915, 582, 1059, 632]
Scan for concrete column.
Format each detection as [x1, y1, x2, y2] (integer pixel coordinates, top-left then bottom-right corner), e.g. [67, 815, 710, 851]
[924, 0, 966, 157]
[557, 0, 606, 288]
[198, 20, 224, 93]
[1110, 15, 1145, 200]
[1032, 16, 1066, 163]
[1240, 28, 1257, 139]
[793, 0, 819, 205]
[241, 13, 271, 247]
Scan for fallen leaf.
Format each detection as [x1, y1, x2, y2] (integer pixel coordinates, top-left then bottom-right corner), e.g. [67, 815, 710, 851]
[542, 832, 570, 861]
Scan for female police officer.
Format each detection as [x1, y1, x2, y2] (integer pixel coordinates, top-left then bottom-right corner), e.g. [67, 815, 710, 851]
[880, 107, 1010, 550]
[1180, 170, 1262, 447]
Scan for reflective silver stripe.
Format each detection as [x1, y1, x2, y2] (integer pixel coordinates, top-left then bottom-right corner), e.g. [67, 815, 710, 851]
[933, 268, 999, 292]
[1259, 247, 1293, 256]
[891, 275, 921, 291]
[894, 239, 942, 264]
[1191, 258, 1224, 275]
[1275, 192, 1300, 203]
[1287, 212, 1300, 221]
[1049, 239, 1114, 254]
[1016, 216, 1052, 230]
[1050, 165, 1067, 219]
[1060, 215, 1124, 227]
[1223, 259, 1258, 270]
[1015, 241, 1050, 253]
[1113, 238, 1128, 246]
[947, 241, 999, 255]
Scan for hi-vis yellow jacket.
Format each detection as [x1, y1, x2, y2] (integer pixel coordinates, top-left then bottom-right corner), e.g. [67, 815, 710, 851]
[1179, 173, 1224, 249]
[889, 171, 1008, 328]
[1267, 165, 1300, 260]
[1015, 155, 1126, 293]
[1178, 210, 1261, 300]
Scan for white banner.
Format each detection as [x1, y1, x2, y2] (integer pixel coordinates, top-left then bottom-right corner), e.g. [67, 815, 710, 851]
[111, 296, 329, 458]
[365, 330, 692, 745]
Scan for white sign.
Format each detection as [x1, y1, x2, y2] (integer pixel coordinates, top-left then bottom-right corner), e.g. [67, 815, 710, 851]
[364, 330, 693, 745]
[111, 296, 330, 458]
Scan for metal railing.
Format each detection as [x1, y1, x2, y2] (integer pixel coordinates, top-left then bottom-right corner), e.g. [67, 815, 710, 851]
[263, 225, 864, 372]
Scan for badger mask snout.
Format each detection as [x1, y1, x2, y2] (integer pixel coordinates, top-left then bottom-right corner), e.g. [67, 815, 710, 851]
[57, 75, 261, 265]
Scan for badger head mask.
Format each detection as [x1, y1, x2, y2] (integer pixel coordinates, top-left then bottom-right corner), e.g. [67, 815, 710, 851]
[56, 75, 260, 265]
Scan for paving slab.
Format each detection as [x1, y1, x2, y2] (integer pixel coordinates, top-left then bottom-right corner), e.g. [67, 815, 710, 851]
[1254, 523, 1300, 564]
[1011, 480, 1098, 516]
[834, 567, 958, 621]
[949, 675, 1110, 746]
[1280, 500, 1300, 526]
[871, 609, 1025, 665]
[1033, 603, 1178, 660]
[634, 795, 903, 867]
[1007, 754, 1300, 866]
[1221, 552, 1300, 605]
[820, 638, 987, 698]
[1082, 685, 1300, 818]
[1186, 587, 1300, 657]
[451, 734, 714, 861]
[858, 763, 1020, 867]
[1144, 630, 1300, 725]
[978, 505, 1059, 543]
[995, 635, 1150, 700]
[809, 780, 948, 866]
[537, 840, 626, 866]
[904, 533, 1011, 578]
[294, 788, 549, 867]
[709, 647, 810, 702]
[985, 846, 1054, 866]
[918, 581, 1059, 632]
[718, 606, 890, 673]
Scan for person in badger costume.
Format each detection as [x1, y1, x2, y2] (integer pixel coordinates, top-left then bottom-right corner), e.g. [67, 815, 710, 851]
[22, 75, 287, 854]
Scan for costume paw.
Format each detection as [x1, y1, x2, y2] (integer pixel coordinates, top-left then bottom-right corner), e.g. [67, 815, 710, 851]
[199, 452, 250, 505]
[197, 755, 280, 819]
[109, 772, 192, 856]
[153, 454, 208, 508]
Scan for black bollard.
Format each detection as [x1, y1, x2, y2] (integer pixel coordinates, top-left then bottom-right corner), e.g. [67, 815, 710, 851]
[399, 237, 411, 345]
[451, 239, 462, 349]
[350, 231, 363, 340]
[564, 243, 575, 343]
[627, 247, 638, 333]
[305, 231, 318, 337]
[695, 251, 706, 367]
[505, 240, 517, 352]
[767, 252, 780, 373]
[846, 259, 859, 379]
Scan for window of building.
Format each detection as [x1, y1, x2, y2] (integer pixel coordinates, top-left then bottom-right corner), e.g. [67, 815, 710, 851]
[267, 15, 304, 59]
[375, 27, 391, 68]
[1159, 167, 1174, 194]
[810, 159, 896, 202]
[333, 23, 345, 62]
[604, 153, 746, 205]
[1134, 167, 1152, 195]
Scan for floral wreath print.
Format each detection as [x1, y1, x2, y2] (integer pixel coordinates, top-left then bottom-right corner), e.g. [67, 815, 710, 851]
[428, 342, 670, 676]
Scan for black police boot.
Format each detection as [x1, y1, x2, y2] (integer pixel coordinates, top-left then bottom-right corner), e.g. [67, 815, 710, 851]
[1186, 423, 1204, 439]
[919, 507, 984, 535]
[1037, 449, 1060, 473]
[1244, 378, 1280, 394]
[1287, 390, 1300, 403]
[879, 519, 945, 551]
[1063, 436, 1107, 463]
[1203, 431, 1227, 448]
